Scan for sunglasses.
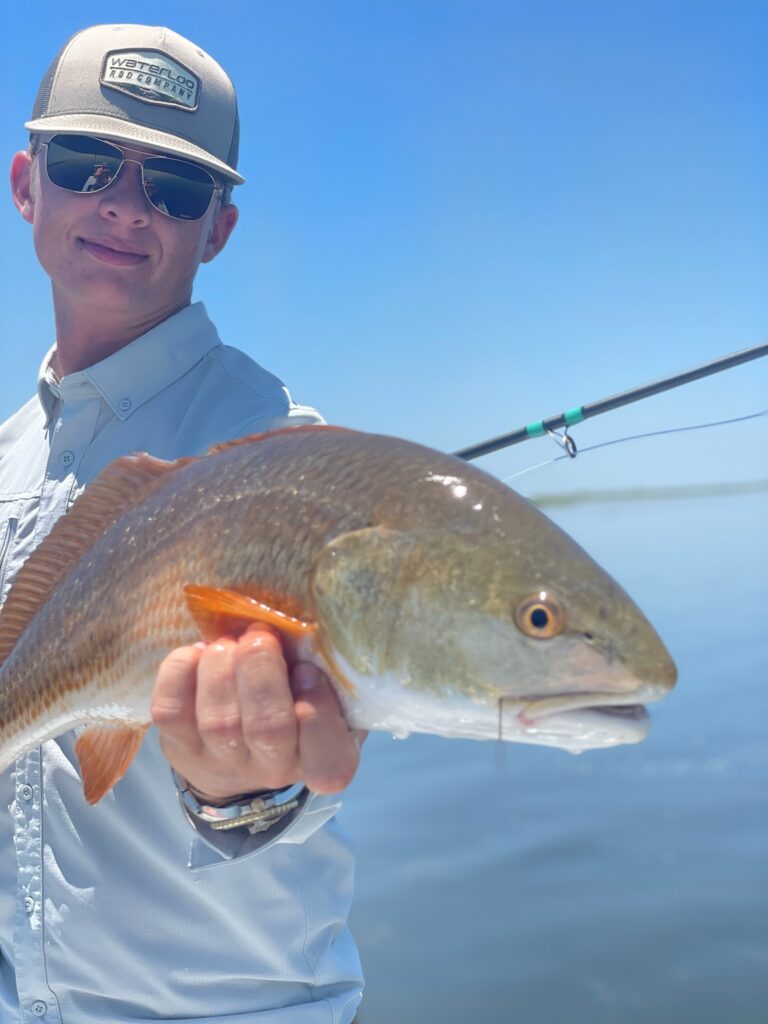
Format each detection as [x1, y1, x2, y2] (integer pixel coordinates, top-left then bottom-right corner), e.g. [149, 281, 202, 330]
[41, 134, 223, 221]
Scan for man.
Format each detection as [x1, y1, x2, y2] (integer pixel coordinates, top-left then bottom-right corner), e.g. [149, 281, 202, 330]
[81, 163, 113, 192]
[1, 24, 364, 1022]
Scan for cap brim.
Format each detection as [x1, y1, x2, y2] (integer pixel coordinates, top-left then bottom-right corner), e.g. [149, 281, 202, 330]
[25, 113, 245, 185]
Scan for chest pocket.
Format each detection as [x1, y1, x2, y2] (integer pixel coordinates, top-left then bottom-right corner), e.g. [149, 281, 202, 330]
[0, 513, 19, 608]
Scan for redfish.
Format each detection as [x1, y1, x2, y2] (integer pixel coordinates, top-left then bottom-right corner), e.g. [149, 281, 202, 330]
[0, 426, 676, 803]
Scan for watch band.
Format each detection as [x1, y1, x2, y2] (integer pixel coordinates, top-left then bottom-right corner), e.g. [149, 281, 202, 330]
[172, 771, 309, 835]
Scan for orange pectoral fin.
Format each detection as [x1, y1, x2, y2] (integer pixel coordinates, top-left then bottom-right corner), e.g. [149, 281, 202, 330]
[183, 584, 316, 643]
[75, 723, 150, 805]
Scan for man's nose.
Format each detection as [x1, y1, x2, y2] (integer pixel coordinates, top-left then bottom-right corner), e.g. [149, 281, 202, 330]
[96, 160, 151, 226]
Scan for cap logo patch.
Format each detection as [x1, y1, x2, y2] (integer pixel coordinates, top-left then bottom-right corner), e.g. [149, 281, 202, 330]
[101, 49, 200, 111]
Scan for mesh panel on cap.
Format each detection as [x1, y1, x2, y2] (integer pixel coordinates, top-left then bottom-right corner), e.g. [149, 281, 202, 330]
[29, 34, 80, 121]
[227, 108, 240, 172]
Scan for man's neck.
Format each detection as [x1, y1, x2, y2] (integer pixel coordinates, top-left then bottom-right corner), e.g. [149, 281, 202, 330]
[50, 293, 191, 377]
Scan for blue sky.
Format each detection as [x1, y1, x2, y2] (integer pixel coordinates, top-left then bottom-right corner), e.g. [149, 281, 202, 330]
[1, 0, 765, 494]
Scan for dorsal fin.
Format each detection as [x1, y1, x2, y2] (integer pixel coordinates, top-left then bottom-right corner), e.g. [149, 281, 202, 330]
[206, 423, 349, 456]
[0, 452, 188, 668]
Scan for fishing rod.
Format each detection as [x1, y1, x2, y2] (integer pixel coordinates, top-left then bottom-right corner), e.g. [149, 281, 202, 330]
[453, 342, 768, 462]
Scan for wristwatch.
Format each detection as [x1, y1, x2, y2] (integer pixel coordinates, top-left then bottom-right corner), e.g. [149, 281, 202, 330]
[172, 771, 309, 835]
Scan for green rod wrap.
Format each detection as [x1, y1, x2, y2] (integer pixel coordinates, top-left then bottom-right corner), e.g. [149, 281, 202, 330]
[564, 407, 585, 426]
[526, 421, 546, 438]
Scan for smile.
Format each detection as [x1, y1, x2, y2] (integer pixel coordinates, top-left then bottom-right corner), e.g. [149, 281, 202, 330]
[78, 238, 149, 266]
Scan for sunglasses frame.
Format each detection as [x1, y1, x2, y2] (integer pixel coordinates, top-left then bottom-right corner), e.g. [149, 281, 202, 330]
[40, 134, 224, 222]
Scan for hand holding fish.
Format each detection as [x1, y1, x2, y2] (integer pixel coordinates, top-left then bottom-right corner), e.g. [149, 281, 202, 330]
[151, 624, 364, 800]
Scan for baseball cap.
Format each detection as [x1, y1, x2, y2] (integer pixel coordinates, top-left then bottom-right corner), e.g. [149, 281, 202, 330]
[25, 23, 244, 185]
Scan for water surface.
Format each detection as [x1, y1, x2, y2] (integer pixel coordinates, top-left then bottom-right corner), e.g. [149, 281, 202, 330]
[342, 492, 767, 1023]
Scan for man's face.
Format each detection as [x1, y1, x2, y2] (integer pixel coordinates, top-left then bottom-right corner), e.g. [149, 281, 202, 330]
[13, 136, 237, 323]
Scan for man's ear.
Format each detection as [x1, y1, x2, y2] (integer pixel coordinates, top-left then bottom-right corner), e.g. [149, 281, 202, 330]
[11, 150, 36, 224]
[201, 202, 239, 264]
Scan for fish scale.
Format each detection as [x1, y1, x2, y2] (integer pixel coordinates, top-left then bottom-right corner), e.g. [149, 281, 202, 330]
[0, 426, 677, 803]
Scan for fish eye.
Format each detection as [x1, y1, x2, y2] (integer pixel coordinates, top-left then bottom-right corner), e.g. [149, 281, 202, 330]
[514, 591, 565, 639]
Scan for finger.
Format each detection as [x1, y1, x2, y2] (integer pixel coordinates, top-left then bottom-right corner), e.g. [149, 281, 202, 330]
[292, 665, 360, 794]
[235, 625, 300, 788]
[195, 637, 249, 762]
[151, 644, 205, 756]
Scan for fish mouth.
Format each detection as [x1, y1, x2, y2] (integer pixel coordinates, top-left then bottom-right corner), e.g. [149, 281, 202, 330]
[500, 699, 651, 751]
[517, 684, 669, 723]
[506, 688, 660, 749]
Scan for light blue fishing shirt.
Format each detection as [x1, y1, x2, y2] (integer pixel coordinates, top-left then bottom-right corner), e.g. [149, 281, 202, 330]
[0, 302, 363, 1023]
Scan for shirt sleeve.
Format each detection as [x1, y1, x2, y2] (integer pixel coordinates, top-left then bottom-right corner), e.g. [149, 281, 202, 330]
[180, 789, 345, 870]
[229, 405, 327, 438]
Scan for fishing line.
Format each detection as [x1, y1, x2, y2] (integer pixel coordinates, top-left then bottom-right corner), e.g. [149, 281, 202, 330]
[453, 342, 768, 462]
[501, 408, 768, 483]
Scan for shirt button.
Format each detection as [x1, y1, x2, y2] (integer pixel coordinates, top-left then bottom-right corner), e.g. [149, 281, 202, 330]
[59, 450, 75, 467]
[31, 1001, 47, 1016]
[24, 896, 35, 914]
[18, 784, 34, 802]
[119, 397, 132, 412]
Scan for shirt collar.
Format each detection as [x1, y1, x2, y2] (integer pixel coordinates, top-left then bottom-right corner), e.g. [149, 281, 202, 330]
[36, 302, 222, 425]
[37, 351, 61, 426]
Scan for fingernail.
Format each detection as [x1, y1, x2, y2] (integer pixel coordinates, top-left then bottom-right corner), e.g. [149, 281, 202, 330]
[193, 642, 207, 650]
[293, 664, 320, 693]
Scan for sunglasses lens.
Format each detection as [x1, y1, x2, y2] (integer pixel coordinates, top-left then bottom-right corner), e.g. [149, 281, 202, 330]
[45, 135, 122, 193]
[143, 158, 216, 220]
[44, 136, 218, 221]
